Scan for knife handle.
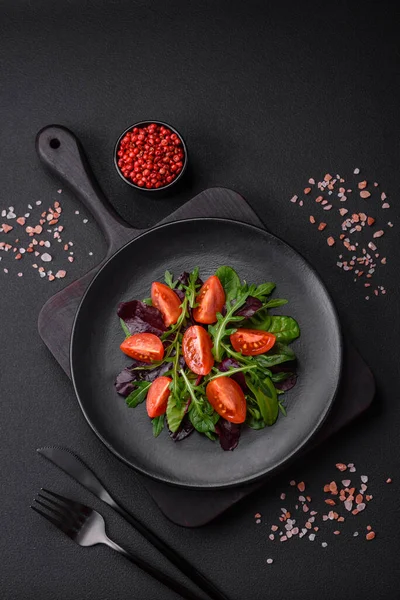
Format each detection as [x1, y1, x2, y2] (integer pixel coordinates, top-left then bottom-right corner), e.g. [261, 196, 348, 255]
[112, 503, 230, 600]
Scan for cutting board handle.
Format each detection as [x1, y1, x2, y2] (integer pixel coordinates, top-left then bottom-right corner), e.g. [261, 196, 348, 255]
[36, 125, 134, 252]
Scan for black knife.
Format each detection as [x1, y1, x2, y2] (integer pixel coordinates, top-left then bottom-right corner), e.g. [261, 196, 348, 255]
[37, 446, 229, 600]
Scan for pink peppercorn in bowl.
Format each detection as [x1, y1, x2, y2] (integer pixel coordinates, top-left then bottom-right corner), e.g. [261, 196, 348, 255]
[114, 120, 188, 192]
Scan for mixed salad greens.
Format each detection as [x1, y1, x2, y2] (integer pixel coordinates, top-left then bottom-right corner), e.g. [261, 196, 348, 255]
[115, 266, 300, 451]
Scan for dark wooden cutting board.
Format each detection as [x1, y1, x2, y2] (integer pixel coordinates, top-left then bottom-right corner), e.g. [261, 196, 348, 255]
[36, 125, 375, 526]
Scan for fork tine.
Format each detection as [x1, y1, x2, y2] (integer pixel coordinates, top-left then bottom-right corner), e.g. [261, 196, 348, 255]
[38, 493, 80, 520]
[35, 498, 75, 524]
[31, 504, 65, 530]
[41, 488, 82, 509]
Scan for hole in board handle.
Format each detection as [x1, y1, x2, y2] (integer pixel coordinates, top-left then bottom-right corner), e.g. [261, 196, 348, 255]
[49, 138, 60, 149]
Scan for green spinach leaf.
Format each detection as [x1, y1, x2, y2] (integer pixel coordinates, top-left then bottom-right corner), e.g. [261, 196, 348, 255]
[125, 381, 151, 408]
[215, 266, 241, 304]
[264, 298, 288, 309]
[242, 308, 272, 330]
[252, 282, 276, 299]
[254, 343, 296, 368]
[166, 394, 186, 433]
[152, 415, 165, 437]
[267, 316, 300, 344]
[246, 376, 278, 425]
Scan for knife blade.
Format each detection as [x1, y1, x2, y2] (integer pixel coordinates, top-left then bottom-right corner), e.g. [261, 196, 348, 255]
[37, 446, 230, 600]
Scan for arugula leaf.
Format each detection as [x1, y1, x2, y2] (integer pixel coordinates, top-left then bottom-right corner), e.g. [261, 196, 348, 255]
[254, 343, 296, 368]
[271, 371, 295, 383]
[215, 266, 241, 304]
[245, 401, 266, 429]
[125, 381, 151, 408]
[142, 298, 153, 306]
[164, 270, 177, 289]
[166, 394, 187, 433]
[189, 402, 219, 433]
[267, 316, 300, 344]
[278, 401, 287, 416]
[246, 376, 278, 426]
[264, 298, 288, 309]
[120, 318, 131, 339]
[252, 282, 276, 299]
[152, 415, 165, 437]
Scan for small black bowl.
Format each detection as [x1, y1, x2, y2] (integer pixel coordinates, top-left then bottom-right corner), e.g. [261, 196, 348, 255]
[114, 120, 188, 193]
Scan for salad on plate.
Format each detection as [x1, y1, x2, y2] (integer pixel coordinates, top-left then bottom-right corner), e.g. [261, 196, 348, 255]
[115, 266, 300, 450]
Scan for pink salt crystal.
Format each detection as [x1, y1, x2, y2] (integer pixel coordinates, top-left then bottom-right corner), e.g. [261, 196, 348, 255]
[339, 208, 348, 216]
[373, 230, 384, 239]
[290, 195, 298, 203]
[382, 203, 390, 209]
[68, 256, 74, 263]
[381, 192, 387, 201]
[55, 270, 66, 279]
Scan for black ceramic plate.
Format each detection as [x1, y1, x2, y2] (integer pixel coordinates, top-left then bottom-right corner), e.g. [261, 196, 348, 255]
[71, 218, 342, 489]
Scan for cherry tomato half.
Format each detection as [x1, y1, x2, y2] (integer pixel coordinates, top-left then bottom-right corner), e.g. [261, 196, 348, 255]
[230, 328, 276, 356]
[120, 333, 164, 363]
[151, 282, 182, 327]
[192, 275, 225, 324]
[146, 376, 172, 418]
[206, 376, 247, 423]
[182, 325, 214, 375]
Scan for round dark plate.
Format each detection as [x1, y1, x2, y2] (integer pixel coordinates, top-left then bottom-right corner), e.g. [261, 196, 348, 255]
[71, 218, 342, 489]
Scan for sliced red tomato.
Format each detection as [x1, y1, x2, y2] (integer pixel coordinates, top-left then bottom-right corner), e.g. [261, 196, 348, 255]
[151, 282, 182, 327]
[146, 376, 172, 418]
[120, 333, 164, 363]
[182, 325, 214, 375]
[206, 377, 246, 423]
[230, 328, 276, 356]
[192, 275, 225, 324]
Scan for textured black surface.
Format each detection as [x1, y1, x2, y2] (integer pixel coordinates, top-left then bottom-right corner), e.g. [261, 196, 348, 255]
[71, 218, 342, 488]
[1, 2, 400, 600]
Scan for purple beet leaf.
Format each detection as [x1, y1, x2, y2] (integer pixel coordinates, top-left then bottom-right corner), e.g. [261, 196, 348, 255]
[115, 360, 171, 397]
[234, 296, 263, 318]
[215, 419, 241, 451]
[117, 300, 166, 336]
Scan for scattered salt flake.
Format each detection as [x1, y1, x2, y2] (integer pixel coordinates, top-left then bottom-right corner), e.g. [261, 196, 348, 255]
[89, 251, 93, 256]
[386, 478, 392, 484]
[361, 475, 368, 483]
[366, 532, 375, 541]
[17, 272, 23, 277]
[381, 192, 387, 201]
[36, 201, 42, 206]
[299, 200, 303, 207]
[373, 230, 384, 239]
[280, 536, 287, 542]
[382, 203, 390, 209]
[308, 178, 315, 185]
[68, 256, 74, 263]
[342, 479, 351, 487]
[327, 237, 335, 246]
[256, 519, 261, 524]
[309, 215, 316, 224]
[358, 181, 367, 190]
[39, 271, 46, 278]
[321, 542, 328, 548]
[41, 253, 52, 262]
[357, 503, 366, 512]
[304, 187, 311, 194]
[353, 168, 360, 174]
[3, 268, 8, 273]
[344, 500, 353, 511]
[353, 532, 359, 537]
[339, 208, 348, 216]
[280, 493, 286, 500]
[16, 217, 26, 226]
[266, 558, 274, 564]
[7, 211, 16, 219]
[2, 224, 13, 233]
[75, 210, 80, 215]
[349, 466, 356, 473]
[271, 525, 278, 532]
[336, 463, 347, 472]
[333, 531, 340, 536]
[55, 270, 66, 279]
[297, 481, 305, 492]
[308, 534, 316, 541]
[289, 480, 296, 486]
[57, 189, 62, 194]
[268, 534, 274, 541]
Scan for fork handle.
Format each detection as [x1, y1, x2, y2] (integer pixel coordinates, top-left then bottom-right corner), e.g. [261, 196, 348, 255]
[103, 537, 205, 600]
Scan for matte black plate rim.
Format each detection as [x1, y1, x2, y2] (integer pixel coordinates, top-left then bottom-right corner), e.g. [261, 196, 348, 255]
[70, 217, 343, 489]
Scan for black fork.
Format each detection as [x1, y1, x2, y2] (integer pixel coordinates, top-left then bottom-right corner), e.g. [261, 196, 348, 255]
[32, 489, 205, 600]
